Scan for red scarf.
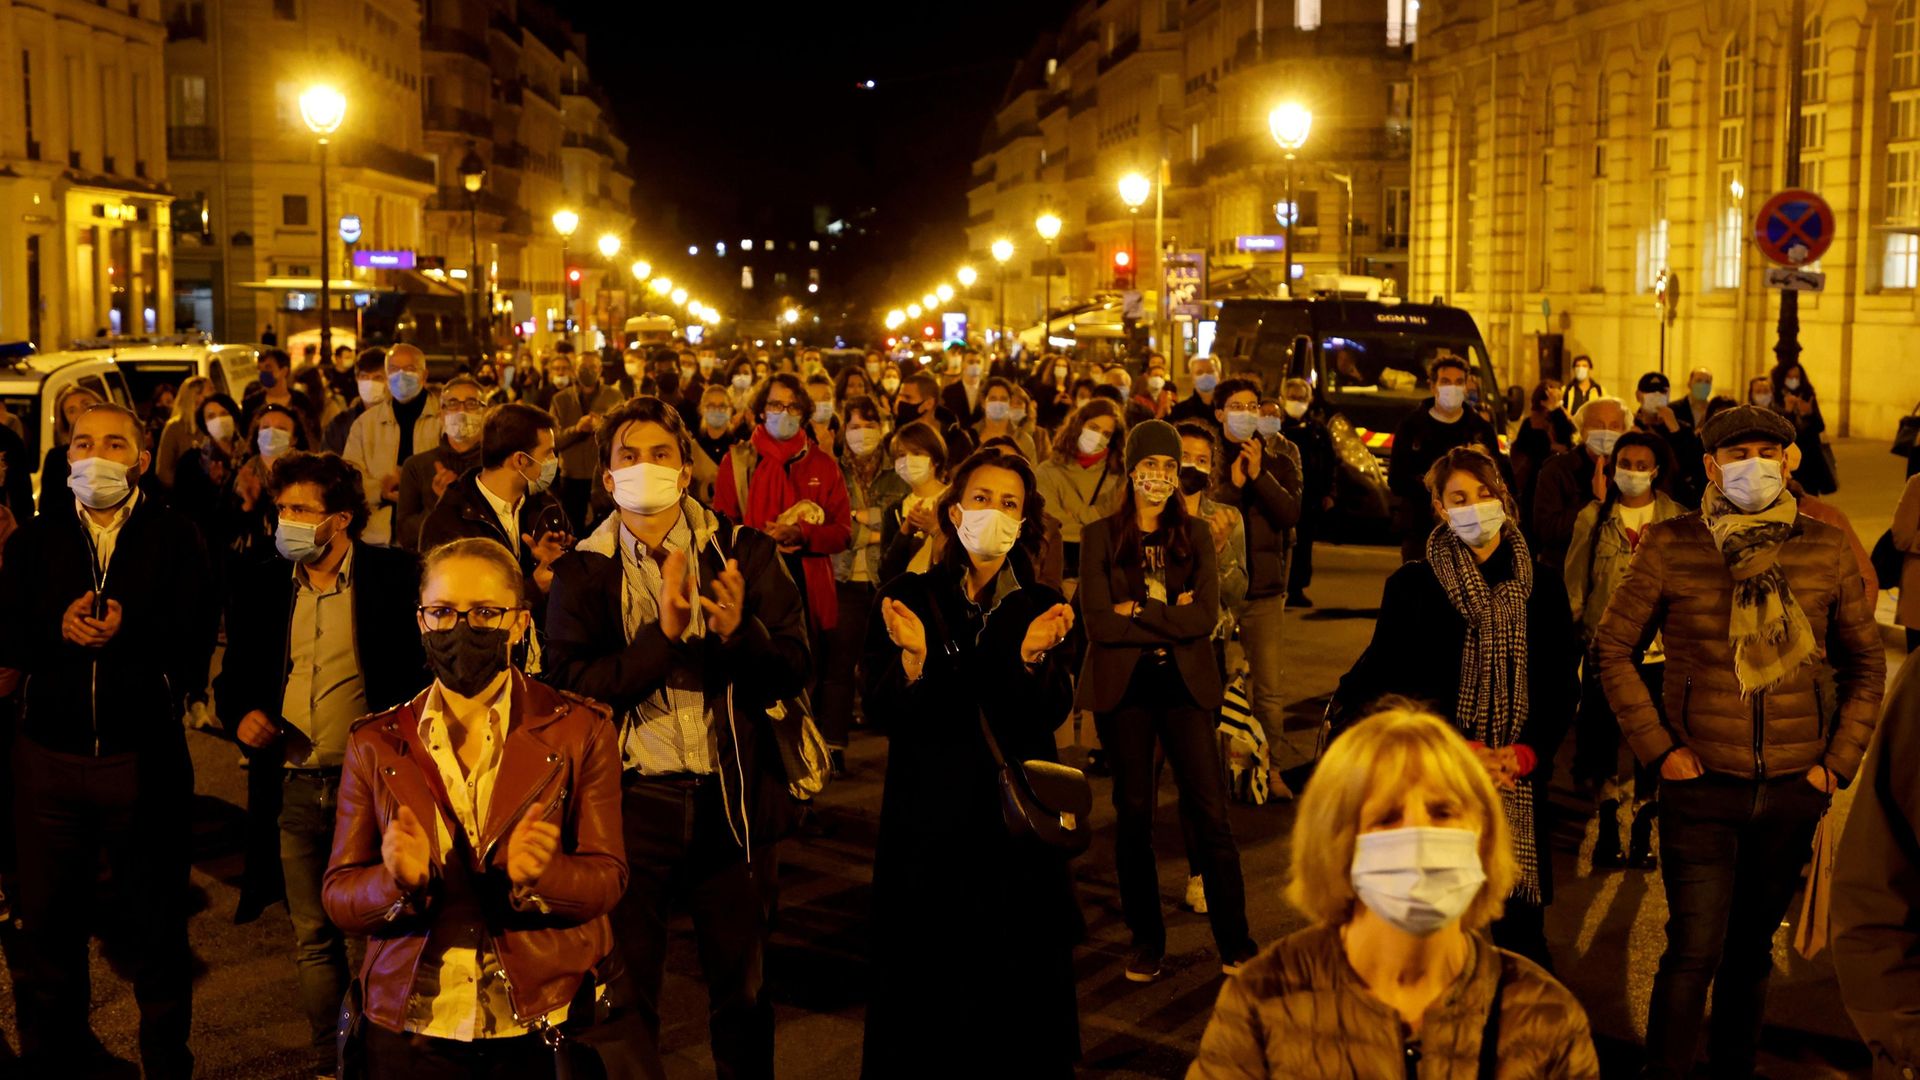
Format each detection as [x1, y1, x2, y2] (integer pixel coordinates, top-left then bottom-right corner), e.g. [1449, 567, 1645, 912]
[744, 425, 809, 529]
[1074, 450, 1107, 469]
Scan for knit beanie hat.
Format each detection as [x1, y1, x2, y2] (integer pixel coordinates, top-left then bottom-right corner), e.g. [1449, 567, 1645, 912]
[1125, 419, 1182, 473]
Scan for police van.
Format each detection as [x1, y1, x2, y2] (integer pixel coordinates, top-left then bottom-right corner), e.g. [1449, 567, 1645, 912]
[0, 342, 136, 507]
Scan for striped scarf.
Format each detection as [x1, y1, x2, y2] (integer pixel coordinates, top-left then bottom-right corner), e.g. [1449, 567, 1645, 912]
[1701, 485, 1813, 697]
[1426, 521, 1541, 904]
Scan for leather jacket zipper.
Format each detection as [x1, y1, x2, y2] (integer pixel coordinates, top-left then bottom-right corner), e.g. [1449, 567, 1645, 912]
[482, 757, 563, 865]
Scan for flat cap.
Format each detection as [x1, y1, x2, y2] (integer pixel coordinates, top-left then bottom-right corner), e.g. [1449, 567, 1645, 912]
[1698, 403, 1796, 451]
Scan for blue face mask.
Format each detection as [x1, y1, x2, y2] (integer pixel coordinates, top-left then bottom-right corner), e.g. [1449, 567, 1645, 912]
[1256, 415, 1284, 438]
[1194, 373, 1219, 394]
[985, 400, 1010, 422]
[520, 452, 558, 494]
[703, 407, 732, 430]
[258, 369, 279, 390]
[275, 514, 340, 565]
[1224, 410, 1259, 442]
[388, 369, 423, 403]
[765, 411, 801, 441]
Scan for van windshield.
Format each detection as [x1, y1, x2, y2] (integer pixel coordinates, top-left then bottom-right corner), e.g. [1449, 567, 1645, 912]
[1320, 333, 1493, 397]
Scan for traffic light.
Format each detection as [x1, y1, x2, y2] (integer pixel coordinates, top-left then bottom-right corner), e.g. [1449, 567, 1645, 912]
[1113, 249, 1134, 289]
[567, 267, 582, 284]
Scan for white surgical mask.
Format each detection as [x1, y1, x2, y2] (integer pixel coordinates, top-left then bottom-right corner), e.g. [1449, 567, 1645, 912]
[205, 414, 235, 443]
[1435, 384, 1466, 411]
[1716, 456, 1785, 513]
[1053, 365, 1069, 382]
[963, 362, 982, 380]
[1446, 499, 1507, 548]
[1642, 392, 1669, 412]
[732, 374, 753, 391]
[1585, 429, 1621, 458]
[67, 455, 134, 510]
[1785, 376, 1803, 391]
[357, 378, 389, 408]
[1223, 410, 1259, 442]
[764, 411, 801, 441]
[1283, 400, 1308, 419]
[845, 427, 882, 457]
[985, 400, 1010, 423]
[1009, 407, 1027, 423]
[1350, 826, 1487, 937]
[1753, 392, 1774, 408]
[609, 461, 683, 515]
[1147, 375, 1166, 395]
[257, 427, 293, 460]
[955, 507, 1022, 559]
[550, 375, 572, 390]
[1573, 366, 1591, 382]
[699, 356, 718, 374]
[1077, 427, 1110, 456]
[703, 407, 732, 430]
[442, 409, 484, 444]
[1614, 468, 1654, 498]
[1256, 415, 1284, 438]
[866, 361, 883, 380]
[881, 376, 901, 394]
[812, 401, 835, 424]
[895, 454, 934, 487]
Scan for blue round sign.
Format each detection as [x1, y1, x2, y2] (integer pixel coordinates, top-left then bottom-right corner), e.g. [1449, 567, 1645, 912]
[1753, 189, 1833, 266]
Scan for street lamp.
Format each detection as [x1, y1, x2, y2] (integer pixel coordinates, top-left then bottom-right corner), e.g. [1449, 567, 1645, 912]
[1269, 103, 1313, 291]
[597, 233, 620, 259]
[631, 259, 651, 282]
[649, 276, 672, 297]
[458, 146, 487, 363]
[1119, 172, 1151, 349]
[299, 84, 346, 367]
[907, 303, 922, 318]
[1035, 212, 1061, 340]
[552, 208, 579, 345]
[991, 238, 1014, 348]
[935, 283, 954, 303]
[922, 293, 939, 310]
[671, 288, 688, 307]
[956, 266, 977, 288]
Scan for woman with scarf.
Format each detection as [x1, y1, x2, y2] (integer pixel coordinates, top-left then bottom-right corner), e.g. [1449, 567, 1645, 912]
[861, 446, 1082, 1077]
[1332, 445, 1579, 968]
[1034, 398, 1128, 584]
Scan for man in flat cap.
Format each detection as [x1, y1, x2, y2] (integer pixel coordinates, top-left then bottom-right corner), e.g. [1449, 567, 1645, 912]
[1593, 403, 1884, 1079]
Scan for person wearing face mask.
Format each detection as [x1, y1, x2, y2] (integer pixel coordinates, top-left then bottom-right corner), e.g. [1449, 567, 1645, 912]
[527, 351, 573, 411]
[723, 356, 760, 416]
[547, 349, 624, 535]
[1027, 353, 1075, 432]
[1593, 405, 1884, 1080]
[543, 396, 811, 1079]
[231, 405, 311, 561]
[1561, 354, 1604, 413]
[35, 383, 106, 514]
[1562, 433, 1682, 868]
[821, 396, 909, 773]
[1278, 378, 1335, 607]
[419, 403, 572, 622]
[1630, 371, 1708, 509]
[693, 383, 743, 464]
[973, 375, 1037, 460]
[940, 348, 988, 423]
[1079, 420, 1256, 983]
[1168, 355, 1223, 430]
[804, 372, 840, 454]
[241, 347, 319, 445]
[153, 375, 210, 491]
[322, 537, 630, 1075]
[893, 370, 975, 467]
[1511, 379, 1576, 534]
[1334, 446, 1579, 968]
[1189, 706, 1599, 1079]
[863, 446, 1082, 1076]
[343, 344, 442, 547]
[0, 404, 215, 1077]
[1387, 353, 1509, 563]
[1126, 359, 1175, 427]
[1770, 362, 1838, 495]
[879, 421, 952, 582]
[215, 451, 425, 1073]
[321, 348, 387, 453]
[394, 375, 488, 551]
[1670, 366, 1717, 430]
[1530, 396, 1630, 571]
[1035, 397, 1129, 584]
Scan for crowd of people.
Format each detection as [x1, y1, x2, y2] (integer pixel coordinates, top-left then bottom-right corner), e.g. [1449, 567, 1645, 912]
[0, 332, 1914, 1080]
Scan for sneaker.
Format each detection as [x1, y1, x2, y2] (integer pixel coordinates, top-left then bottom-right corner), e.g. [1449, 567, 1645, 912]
[1184, 875, 1209, 915]
[184, 700, 217, 732]
[1124, 949, 1164, 983]
[1221, 942, 1260, 976]
[1591, 798, 1625, 869]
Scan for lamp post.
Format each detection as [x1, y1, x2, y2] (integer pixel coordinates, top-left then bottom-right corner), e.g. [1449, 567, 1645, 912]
[1119, 172, 1151, 353]
[1268, 102, 1313, 293]
[299, 85, 346, 367]
[1325, 169, 1353, 276]
[458, 146, 486, 364]
[1035, 212, 1061, 344]
[596, 233, 620, 345]
[990, 239, 1013, 350]
[551, 209, 579, 348]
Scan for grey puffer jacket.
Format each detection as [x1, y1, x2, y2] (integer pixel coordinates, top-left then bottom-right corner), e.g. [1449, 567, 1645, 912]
[1188, 924, 1599, 1079]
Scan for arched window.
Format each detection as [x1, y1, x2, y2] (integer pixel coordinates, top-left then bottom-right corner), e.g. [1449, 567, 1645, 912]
[1885, 0, 1920, 286]
[1713, 35, 1747, 289]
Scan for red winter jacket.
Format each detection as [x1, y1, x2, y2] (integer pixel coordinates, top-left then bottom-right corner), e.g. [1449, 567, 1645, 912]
[713, 428, 852, 628]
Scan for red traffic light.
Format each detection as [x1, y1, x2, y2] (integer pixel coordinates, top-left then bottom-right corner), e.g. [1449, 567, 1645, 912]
[567, 267, 582, 283]
[1114, 250, 1132, 267]
[922, 325, 935, 337]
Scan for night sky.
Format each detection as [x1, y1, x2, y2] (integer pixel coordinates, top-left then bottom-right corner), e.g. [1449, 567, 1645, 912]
[560, 0, 1075, 300]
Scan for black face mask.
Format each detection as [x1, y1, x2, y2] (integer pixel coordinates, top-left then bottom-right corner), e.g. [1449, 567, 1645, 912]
[656, 372, 680, 396]
[1178, 466, 1211, 497]
[422, 623, 514, 698]
[895, 402, 923, 428]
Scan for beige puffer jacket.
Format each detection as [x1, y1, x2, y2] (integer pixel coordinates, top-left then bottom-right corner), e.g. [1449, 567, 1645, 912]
[1188, 924, 1599, 1079]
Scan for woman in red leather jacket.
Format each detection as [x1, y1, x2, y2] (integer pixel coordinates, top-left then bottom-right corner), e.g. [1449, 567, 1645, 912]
[323, 536, 627, 1076]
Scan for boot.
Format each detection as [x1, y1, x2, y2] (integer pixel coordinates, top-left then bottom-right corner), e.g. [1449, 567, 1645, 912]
[1627, 800, 1658, 870]
[1591, 798, 1625, 869]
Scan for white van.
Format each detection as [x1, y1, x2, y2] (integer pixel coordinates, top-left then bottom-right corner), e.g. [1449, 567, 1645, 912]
[0, 344, 136, 505]
[74, 338, 261, 409]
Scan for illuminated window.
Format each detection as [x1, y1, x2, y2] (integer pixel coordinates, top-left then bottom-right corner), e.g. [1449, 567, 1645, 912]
[1387, 0, 1418, 47]
[1456, 98, 1478, 292]
[1295, 0, 1320, 31]
[1711, 34, 1747, 291]
[1588, 180, 1607, 290]
[1714, 166, 1744, 290]
[1888, 1, 1920, 286]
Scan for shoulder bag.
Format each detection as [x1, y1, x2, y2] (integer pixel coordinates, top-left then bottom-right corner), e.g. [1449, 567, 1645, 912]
[712, 522, 832, 802]
[1893, 401, 1920, 458]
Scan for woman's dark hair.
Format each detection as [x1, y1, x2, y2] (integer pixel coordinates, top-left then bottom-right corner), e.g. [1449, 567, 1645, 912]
[269, 450, 371, 539]
[751, 372, 808, 418]
[1174, 419, 1225, 500]
[1422, 444, 1516, 523]
[842, 394, 884, 427]
[1049, 397, 1127, 470]
[196, 391, 243, 438]
[247, 402, 310, 450]
[833, 365, 871, 403]
[934, 447, 1046, 572]
[482, 403, 557, 470]
[725, 356, 754, 380]
[982, 375, 1017, 404]
[1069, 377, 1098, 401]
[1703, 394, 1740, 422]
[1770, 362, 1816, 403]
[597, 395, 693, 470]
[1594, 430, 1673, 519]
[354, 347, 387, 375]
[889, 419, 949, 480]
[1102, 442, 1196, 588]
[1090, 384, 1126, 405]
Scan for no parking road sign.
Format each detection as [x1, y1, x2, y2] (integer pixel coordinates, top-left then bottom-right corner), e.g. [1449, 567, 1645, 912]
[1754, 189, 1834, 266]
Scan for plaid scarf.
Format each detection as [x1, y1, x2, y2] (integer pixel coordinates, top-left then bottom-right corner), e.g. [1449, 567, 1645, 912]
[1427, 521, 1540, 904]
[1701, 485, 1813, 697]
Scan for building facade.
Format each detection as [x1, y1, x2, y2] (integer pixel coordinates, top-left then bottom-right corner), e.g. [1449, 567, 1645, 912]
[966, 0, 1415, 349]
[1412, 0, 1920, 439]
[0, 0, 175, 349]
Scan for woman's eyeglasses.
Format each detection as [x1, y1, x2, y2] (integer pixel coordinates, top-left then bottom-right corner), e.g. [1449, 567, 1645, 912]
[417, 605, 522, 631]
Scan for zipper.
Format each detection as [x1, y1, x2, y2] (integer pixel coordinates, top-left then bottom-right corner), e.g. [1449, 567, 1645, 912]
[91, 659, 100, 756]
[1752, 690, 1767, 780]
[1680, 675, 1692, 735]
[481, 757, 563, 864]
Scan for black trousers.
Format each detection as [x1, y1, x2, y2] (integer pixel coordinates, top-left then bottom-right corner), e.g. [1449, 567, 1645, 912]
[365, 1023, 551, 1079]
[559, 476, 594, 536]
[613, 774, 772, 1080]
[11, 735, 194, 1078]
[1575, 655, 1664, 793]
[1288, 511, 1319, 594]
[816, 580, 877, 748]
[1096, 658, 1251, 958]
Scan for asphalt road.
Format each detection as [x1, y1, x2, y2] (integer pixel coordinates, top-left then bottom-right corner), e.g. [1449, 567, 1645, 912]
[0, 438, 1905, 1079]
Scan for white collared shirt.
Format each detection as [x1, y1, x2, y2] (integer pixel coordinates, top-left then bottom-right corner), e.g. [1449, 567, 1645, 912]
[616, 516, 718, 775]
[475, 475, 523, 556]
[76, 488, 138, 575]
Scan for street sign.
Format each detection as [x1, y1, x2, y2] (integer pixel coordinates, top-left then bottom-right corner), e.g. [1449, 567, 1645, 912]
[1121, 290, 1145, 320]
[1754, 189, 1834, 266]
[1166, 251, 1205, 318]
[338, 214, 362, 245]
[1235, 234, 1286, 253]
[1763, 266, 1826, 292]
[352, 249, 415, 269]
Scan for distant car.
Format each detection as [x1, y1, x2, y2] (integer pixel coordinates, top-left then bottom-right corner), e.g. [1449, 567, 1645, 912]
[623, 315, 679, 352]
[0, 344, 136, 504]
[91, 339, 261, 412]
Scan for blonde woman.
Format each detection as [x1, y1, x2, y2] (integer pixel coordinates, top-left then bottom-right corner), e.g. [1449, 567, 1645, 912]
[156, 375, 211, 489]
[1190, 706, 1599, 1079]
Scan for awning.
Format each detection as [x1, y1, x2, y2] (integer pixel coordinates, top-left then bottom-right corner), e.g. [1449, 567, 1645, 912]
[235, 276, 368, 291]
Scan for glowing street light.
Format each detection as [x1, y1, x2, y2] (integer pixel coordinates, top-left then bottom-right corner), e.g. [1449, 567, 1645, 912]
[631, 260, 652, 281]
[1268, 103, 1314, 290]
[551, 209, 579, 238]
[650, 276, 672, 297]
[989, 240, 1014, 346]
[670, 288, 688, 306]
[1035, 212, 1062, 329]
[1118, 172, 1151, 210]
[991, 238, 1014, 264]
[784, 307, 801, 325]
[298, 84, 347, 367]
[957, 265, 977, 288]
[551, 208, 579, 346]
[921, 293, 938, 309]
[935, 283, 954, 303]
[1034, 212, 1061, 242]
[885, 309, 906, 330]
[298, 85, 346, 136]
[907, 303, 922, 318]
[597, 233, 621, 259]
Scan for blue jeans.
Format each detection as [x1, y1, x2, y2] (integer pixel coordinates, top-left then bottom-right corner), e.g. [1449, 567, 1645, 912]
[281, 770, 353, 1073]
[1642, 771, 1829, 1078]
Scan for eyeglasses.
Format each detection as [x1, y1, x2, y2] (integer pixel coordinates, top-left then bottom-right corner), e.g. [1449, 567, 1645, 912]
[441, 398, 485, 413]
[763, 400, 808, 416]
[1134, 462, 1178, 480]
[417, 604, 523, 631]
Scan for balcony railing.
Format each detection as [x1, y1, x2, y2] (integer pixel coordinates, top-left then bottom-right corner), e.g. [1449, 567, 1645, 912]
[495, 79, 523, 107]
[521, 77, 559, 109]
[1065, 157, 1096, 181]
[561, 131, 615, 158]
[492, 142, 528, 170]
[423, 25, 488, 63]
[166, 8, 206, 40]
[424, 104, 491, 139]
[1097, 33, 1141, 75]
[967, 209, 995, 226]
[335, 137, 436, 186]
[1232, 22, 1408, 68]
[1069, 89, 1098, 117]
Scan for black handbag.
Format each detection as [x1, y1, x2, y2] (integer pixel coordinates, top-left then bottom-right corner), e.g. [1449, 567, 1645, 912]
[1875, 528, 1905, 591]
[977, 709, 1094, 857]
[1893, 402, 1920, 457]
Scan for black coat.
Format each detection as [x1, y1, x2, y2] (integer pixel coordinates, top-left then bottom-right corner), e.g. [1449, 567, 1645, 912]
[0, 494, 215, 756]
[860, 557, 1081, 1077]
[1386, 403, 1509, 533]
[1281, 414, 1336, 516]
[1076, 515, 1223, 713]
[1529, 448, 1598, 572]
[541, 504, 811, 847]
[418, 468, 569, 618]
[0, 423, 31, 518]
[940, 380, 984, 426]
[1221, 435, 1304, 600]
